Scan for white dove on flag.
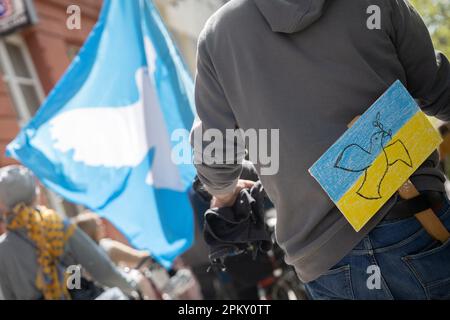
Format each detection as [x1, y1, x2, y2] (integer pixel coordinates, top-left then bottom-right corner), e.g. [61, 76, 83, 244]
[49, 38, 184, 192]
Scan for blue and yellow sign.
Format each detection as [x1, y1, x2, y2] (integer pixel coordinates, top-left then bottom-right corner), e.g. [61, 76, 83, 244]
[309, 81, 442, 232]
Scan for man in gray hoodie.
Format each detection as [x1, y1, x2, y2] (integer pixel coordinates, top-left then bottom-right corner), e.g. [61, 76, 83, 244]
[192, 0, 450, 299]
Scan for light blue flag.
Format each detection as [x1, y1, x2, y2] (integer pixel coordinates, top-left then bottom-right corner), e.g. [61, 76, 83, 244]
[6, 0, 197, 266]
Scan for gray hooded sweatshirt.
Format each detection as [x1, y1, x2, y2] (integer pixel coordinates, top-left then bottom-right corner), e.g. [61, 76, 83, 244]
[191, 0, 450, 282]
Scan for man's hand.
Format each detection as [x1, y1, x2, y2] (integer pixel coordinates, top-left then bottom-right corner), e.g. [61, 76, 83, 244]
[210, 180, 255, 208]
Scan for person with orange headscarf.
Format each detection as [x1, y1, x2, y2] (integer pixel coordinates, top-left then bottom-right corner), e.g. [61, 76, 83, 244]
[0, 165, 138, 300]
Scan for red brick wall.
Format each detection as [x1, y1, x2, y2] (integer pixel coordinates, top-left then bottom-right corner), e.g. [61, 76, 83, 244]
[25, 0, 103, 94]
[0, 79, 19, 167]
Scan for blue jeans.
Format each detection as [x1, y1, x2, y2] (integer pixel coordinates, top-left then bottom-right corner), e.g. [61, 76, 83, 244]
[305, 198, 450, 300]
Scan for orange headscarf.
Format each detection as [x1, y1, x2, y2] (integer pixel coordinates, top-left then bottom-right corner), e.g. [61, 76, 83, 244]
[7, 204, 76, 300]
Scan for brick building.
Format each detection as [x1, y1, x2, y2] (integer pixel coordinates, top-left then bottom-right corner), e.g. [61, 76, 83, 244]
[0, 0, 222, 215]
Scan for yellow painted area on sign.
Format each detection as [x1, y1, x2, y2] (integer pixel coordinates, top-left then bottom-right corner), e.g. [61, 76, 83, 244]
[337, 111, 442, 232]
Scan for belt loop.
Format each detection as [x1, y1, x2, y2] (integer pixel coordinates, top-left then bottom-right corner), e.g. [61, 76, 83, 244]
[363, 237, 373, 251]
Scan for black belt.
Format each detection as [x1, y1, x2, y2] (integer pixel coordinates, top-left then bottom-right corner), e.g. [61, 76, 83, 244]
[384, 191, 447, 221]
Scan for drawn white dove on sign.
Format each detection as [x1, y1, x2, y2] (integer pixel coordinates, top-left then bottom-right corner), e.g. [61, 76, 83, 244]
[49, 38, 184, 191]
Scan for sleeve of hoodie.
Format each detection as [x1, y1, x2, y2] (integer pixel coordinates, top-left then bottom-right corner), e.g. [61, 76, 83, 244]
[390, 0, 450, 120]
[190, 29, 244, 196]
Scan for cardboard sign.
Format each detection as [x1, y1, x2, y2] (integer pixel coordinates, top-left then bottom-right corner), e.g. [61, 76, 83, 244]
[309, 81, 442, 231]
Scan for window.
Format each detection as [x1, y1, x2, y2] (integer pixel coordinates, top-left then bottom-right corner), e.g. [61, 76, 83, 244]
[0, 34, 79, 218]
[0, 35, 44, 125]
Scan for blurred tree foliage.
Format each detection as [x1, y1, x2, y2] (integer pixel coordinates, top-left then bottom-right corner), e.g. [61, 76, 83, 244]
[410, 0, 450, 56]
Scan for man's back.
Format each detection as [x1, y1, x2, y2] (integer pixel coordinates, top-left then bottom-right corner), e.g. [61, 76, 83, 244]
[193, 0, 450, 282]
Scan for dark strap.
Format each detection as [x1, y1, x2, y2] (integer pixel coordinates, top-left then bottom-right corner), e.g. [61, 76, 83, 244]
[385, 194, 431, 220]
[385, 191, 446, 221]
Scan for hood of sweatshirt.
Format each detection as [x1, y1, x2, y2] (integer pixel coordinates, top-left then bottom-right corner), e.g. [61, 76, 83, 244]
[253, 0, 328, 33]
